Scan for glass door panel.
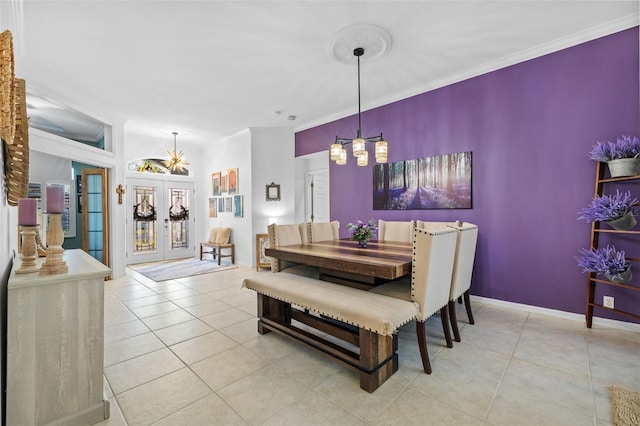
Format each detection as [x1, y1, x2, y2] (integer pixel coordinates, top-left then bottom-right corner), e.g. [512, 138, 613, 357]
[165, 181, 193, 260]
[81, 169, 109, 267]
[127, 178, 194, 264]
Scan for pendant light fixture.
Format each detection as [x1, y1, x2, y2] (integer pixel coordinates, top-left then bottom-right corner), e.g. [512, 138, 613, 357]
[163, 131, 189, 172]
[331, 47, 388, 167]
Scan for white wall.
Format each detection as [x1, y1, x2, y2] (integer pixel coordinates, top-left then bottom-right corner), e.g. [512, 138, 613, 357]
[200, 130, 253, 265]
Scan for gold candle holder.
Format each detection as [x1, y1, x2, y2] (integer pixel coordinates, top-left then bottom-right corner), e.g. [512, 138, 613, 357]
[40, 213, 68, 275]
[15, 225, 39, 274]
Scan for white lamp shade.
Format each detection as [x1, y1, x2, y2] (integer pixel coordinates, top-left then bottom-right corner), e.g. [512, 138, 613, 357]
[375, 140, 388, 163]
[357, 151, 368, 167]
[352, 138, 366, 157]
[330, 143, 342, 161]
[336, 148, 347, 165]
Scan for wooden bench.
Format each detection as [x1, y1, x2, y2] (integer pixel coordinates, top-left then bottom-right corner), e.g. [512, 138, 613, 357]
[242, 272, 418, 392]
[200, 227, 235, 265]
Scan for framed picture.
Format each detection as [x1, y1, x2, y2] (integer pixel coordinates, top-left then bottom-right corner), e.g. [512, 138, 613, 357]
[266, 182, 280, 201]
[227, 168, 238, 194]
[209, 198, 217, 217]
[373, 151, 472, 210]
[217, 197, 224, 212]
[233, 195, 243, 218]
[255, 233, 271, 271]
[211, 171, 221, 196]
[225, 196, 232, 212]
[221, 174, 228, 194]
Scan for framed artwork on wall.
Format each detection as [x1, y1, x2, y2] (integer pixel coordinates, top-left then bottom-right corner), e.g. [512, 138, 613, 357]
[221, 174, 228, 194]
[233, 195, 243, 217]
[373, 151, 472, 210]
[227, 168, 238, 194]
[266, 182, 280, 201]
[225, 196, 232, 212]
[217, 197, 224, 212]
[209, 198, 217, 217]
[211, 171, 221, 196]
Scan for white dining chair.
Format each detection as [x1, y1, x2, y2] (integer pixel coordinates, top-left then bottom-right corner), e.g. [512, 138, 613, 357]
[267, 223, 319, 278]
[378, 219, 416, 242]
[370, 227, 457, 374]
[447, 222, 478, 342]
[308, 221, 340, 243]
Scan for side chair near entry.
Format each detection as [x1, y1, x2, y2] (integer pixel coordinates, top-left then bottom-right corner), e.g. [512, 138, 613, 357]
[200, 227, 235, 265]
[377, 219, 416, 242]
[370, 227, 458, 373]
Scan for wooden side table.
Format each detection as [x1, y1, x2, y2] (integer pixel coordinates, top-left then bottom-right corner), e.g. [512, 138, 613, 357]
[256, 233, 271, 271]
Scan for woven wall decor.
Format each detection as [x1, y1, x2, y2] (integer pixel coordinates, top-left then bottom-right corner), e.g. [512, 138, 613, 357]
[0, 30, 15, 144]
[6, 78, 29, 206]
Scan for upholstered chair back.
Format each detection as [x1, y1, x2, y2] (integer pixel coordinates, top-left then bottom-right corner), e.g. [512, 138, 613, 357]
[416, 220, 455, 232]
[411, 227, 457, 321]
[378, 219, 416, 242]
[268, 224, 303, 272]
[447, 222, 478, 301]
[308, 221, 340, 243]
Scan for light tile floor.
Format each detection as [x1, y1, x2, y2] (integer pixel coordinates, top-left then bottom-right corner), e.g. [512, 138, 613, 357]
[96, 265, 640, 425]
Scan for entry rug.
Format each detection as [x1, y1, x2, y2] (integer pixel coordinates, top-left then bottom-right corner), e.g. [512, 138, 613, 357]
[610, 385, 640, 426]
[130, 258, 237, 282]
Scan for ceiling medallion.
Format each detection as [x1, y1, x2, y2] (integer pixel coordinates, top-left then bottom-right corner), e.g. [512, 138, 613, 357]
[328, 24, 392, 64]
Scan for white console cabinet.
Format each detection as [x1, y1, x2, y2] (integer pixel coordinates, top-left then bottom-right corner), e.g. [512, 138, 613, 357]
[7, 249, 111, 425]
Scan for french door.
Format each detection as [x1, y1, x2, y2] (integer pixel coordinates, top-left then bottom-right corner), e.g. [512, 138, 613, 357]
[126, 178, 195, 264]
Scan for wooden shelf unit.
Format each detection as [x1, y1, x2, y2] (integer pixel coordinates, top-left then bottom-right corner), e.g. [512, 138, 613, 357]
[585, 161, 640, 327]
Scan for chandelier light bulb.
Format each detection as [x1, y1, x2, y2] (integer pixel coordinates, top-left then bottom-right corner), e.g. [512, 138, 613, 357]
[330, 143, 342, 161]
[336, 148, 347, 165]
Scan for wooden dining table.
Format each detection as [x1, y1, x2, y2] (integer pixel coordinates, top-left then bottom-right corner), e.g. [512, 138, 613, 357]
[265, 239, 412, 288]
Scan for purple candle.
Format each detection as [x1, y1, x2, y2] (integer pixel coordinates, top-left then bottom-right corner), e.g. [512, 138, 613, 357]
[18, 198, 37, 225]
[46, 186, 65, 213]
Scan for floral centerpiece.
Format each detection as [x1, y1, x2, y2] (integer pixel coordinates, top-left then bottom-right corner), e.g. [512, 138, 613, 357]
[588, 135, 640, 177]
[576, 245, 632, 283]
[347, 219, 378, 248]
[578, 190, 638, 230]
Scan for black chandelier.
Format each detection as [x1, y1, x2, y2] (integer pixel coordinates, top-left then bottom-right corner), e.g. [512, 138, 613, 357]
[330, 47, 388, 166]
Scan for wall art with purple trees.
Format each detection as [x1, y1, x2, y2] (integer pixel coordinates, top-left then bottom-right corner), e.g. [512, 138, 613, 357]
[373, 151, 472, 210]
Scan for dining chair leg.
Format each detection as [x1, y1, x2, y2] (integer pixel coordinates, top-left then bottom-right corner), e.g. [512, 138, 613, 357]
[440, 306, 453, 348]
[416, 321, 432, 374]
[463, 290, 475, 325]
[448, 300, 461, 342]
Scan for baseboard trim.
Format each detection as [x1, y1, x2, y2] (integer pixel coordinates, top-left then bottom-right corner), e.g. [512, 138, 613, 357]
[470, 295, 640, 333]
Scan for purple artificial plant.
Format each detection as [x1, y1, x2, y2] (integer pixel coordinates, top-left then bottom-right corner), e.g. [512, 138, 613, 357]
[576, 245, 630, 280]
[578, 190, 638, 222]
[588, 135, 640, 162]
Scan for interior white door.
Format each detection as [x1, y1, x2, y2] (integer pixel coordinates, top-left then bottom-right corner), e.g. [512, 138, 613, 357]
[126, 178, 194, 264]
[308, 170, 330, 223]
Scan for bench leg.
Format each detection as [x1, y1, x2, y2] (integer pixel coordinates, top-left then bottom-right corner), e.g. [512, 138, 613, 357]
[257, 294, 291, 335]
[359, 329, 397, 392]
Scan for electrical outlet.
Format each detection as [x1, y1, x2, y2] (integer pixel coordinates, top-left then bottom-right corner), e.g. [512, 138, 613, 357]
[603, 296, 615, 309]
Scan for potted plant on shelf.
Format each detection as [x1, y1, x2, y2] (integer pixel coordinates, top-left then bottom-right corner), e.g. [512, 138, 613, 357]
[578, 190, 638, 230]
[576, 245, 632, 283]
[588, 135, 640, 177]
[347, 219, 377, 248]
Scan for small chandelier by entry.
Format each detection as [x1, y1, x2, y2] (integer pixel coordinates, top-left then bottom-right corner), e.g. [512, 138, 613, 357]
[330, 47, 388, 167]
[163, 131, 189, 172]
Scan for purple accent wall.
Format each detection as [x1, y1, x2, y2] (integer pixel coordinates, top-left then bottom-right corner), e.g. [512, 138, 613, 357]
[296, 28, 640, 321]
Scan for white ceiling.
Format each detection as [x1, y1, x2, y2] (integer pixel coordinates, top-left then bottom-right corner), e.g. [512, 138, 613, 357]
[3, 1, 638, 146]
